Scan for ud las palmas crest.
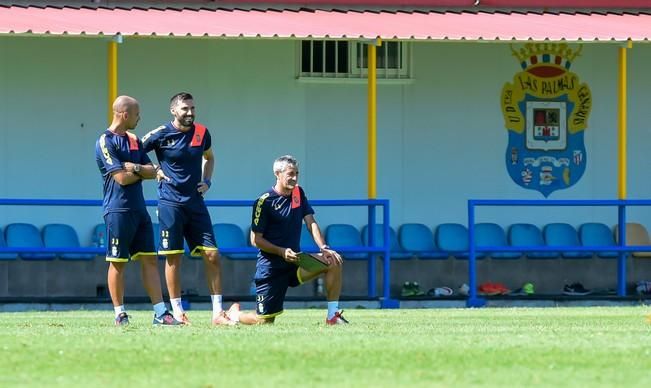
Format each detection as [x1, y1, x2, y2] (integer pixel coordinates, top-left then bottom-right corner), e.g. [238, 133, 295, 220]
[501, 43, 592, 197]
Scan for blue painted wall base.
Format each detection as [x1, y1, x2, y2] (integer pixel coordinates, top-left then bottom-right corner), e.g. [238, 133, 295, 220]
[380, 298, 400, 309]
[466, 297, 486, 308]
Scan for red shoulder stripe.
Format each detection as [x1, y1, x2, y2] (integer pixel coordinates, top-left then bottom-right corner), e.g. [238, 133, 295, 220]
[291, 185, 301, 209]
[191, 123, 206, 147]
[126, 132, 139, 151]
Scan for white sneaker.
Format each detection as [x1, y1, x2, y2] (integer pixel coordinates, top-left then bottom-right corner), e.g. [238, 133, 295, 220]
[434, 287, 454, 296]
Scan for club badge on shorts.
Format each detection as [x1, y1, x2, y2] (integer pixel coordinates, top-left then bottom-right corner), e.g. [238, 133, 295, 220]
[111, 238, 119, 257]
[256, 294, 265, 314]
[161, 230, 169, 249]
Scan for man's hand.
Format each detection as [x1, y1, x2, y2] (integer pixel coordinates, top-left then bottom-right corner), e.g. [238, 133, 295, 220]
[156, 168, 171, 182]
[320, 247, 343, 266]
[123, 162, 138, 173]
[283, 248, 299, 263]
[197, 179, 211, 195]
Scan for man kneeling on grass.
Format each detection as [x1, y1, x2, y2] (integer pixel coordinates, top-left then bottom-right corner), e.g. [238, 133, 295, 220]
[225, 155, 348, 325]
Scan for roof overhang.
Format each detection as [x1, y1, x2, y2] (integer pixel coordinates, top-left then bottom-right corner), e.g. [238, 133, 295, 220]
[1, 5, 650, 42]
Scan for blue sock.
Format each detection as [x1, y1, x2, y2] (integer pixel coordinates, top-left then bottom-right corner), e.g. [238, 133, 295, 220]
[153, 302, 167, 318]
[327, 301, 339, 319]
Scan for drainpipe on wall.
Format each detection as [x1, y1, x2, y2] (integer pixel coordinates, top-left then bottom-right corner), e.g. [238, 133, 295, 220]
[107, 33, 122, 124]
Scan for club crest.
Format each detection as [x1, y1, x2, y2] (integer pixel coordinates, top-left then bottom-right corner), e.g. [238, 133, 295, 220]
[111, 238, 119, 257]
[501, 43, 592, 197]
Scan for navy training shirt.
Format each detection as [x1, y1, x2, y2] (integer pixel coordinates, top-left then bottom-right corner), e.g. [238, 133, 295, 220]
[251, 186, 315, 270]
[95, 130, 151, 215]
[141, 122, 212, 207]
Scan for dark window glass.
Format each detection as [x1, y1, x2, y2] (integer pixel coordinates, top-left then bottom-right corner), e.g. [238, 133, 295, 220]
[301, 40, 403, 76]
[325, 41, 336, 73]
[312, 41, 323, 73]
[357, 42, 402, 69]
[377, 45, 386, 69]
[357, 43, 367, 68]
[337, 41, 349, 73]
[301, 41, 311, 72]
[387, 41, 400, 69]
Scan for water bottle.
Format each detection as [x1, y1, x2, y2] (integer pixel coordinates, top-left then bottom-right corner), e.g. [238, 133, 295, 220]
[315, 277, 325, 296]
[98, 232, 105, 248]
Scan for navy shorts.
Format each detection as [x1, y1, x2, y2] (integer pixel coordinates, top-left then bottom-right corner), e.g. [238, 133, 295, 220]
[158, 202, 217, 257]
[104, 210, 156, 262]
[254, 266, 304, 318]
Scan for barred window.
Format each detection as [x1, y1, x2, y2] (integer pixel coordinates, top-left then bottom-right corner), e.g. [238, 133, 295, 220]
[299, 40, 411, 80]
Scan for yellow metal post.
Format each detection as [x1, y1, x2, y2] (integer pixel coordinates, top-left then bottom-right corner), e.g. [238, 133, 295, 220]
[618, 42, 631, 199]
[107, 38, 119, 125]
[367, 39, 381, 199]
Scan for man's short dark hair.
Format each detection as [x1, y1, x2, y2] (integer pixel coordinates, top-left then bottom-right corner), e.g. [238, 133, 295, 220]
[170, 92, 193, 109]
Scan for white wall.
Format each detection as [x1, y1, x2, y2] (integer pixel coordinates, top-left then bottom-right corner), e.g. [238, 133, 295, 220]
[0, 37, 107, 242]
[1, 36, 650, 243]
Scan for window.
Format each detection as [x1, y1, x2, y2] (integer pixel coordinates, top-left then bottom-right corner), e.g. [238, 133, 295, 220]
[299, 40, 411, 80]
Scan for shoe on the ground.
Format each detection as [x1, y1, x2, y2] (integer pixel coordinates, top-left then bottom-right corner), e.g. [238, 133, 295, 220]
[479, 283, 501, 296]
[115, 312, 129, 326]
[401, 281, 425, 297]
[458, 283, 470, 296]
[427, 286, 453, 297]
[563, 282, 592, 296]
[411, 282, 425, 296]
[226, 303, 241, 322]
[512, 282, 535, 296]
[212, 310, 237, 326]
[636, 281, 651, 295]
[479, 282, 511, 296]
[175, 312, 191, 325]
[401, 281, 415, 297]
[326, 309, 349, 325]
[153, 311, 183, 326]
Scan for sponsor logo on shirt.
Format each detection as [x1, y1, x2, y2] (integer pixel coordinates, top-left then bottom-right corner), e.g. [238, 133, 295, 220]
[100, 134, 113, 165]
[254, 192, 270, 226]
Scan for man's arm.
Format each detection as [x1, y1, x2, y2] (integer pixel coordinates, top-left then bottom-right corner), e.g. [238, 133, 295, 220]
[122, 162, 158, 179]
[195, 148, 214, 194]
[251, 231, 299, 263]
[304, 214, 327, 249]
[111, 170, 141, 186]
[304, 214, 343, 266]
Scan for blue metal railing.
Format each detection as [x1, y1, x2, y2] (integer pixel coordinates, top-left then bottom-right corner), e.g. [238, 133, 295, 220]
[467, 199, 651, 307]
[0, 198, 393, 302]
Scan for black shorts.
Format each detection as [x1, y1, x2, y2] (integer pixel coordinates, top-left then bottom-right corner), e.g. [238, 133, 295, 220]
[104, 210, 156, 262]
[157, 202, 217, 257]
[254, 266, 304, 318]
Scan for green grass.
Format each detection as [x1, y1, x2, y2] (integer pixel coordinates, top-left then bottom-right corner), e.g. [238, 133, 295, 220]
[2, 307, 651, 387]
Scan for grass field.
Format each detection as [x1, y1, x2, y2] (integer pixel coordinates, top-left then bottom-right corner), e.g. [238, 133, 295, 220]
[2, 307, 651, 387]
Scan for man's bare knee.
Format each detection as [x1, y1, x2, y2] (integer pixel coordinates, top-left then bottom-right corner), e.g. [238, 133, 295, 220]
[140, 255, 158, 266]
[203, 251, 222, 266]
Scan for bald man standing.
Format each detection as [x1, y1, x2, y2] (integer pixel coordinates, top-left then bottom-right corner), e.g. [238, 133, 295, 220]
[95, 95, 180, 326]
